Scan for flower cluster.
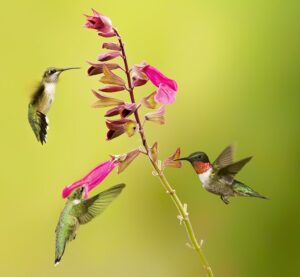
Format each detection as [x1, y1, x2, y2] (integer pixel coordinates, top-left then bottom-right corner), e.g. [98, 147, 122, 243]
[61, 9, 181, 199]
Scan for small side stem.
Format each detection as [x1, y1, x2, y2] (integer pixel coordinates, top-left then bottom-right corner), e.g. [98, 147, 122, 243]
[114, 28, 213, 277]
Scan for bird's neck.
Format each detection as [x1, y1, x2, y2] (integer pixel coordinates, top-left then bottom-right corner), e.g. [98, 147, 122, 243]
[44, 81, 57, 97]
[192, 162, 212, 174]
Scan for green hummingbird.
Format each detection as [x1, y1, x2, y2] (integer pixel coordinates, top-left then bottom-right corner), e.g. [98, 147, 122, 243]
[178, 145, 267, 204]
[28, 67, 80, 144]
[55, 183, 125, 265]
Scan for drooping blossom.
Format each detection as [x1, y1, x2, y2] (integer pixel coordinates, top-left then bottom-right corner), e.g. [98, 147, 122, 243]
[112, 149, 141, 174]
[141, 91, 158, 109]
[145, 106, 166, 125]
[163, 148, 182, 169]
[91, 90, 124, 108]
[106, 119, 137, 140]
[84, 9, 115, 37]
[105, 103, 137, 118]
[132, 62, 148, 87]
[62, 158, 118, 199]
[143, 65, 178, 104]
[87, 62, 120, 76]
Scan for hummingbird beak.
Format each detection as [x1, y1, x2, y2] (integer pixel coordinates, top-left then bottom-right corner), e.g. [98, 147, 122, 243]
[58, 67, 81, 73]
[175, 157, 190, 162]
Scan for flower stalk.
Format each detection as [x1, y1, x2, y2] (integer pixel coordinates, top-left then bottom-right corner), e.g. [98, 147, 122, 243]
[114, 28, 214, 277]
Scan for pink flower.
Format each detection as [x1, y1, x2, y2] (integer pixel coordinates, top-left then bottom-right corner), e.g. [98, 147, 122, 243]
[62, 159, 118, 199]
[142, 65, 178, 104]
[84, 9, 115, 36]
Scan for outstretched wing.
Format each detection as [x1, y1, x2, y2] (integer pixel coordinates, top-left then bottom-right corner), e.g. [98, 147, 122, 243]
[213, 145, 234, 169]
[217, 157, 252, 178]
[28, 103, 48, 144]
[77, 183, 126, 225]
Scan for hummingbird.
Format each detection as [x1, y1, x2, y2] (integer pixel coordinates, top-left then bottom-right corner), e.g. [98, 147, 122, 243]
[28, 67, 80, 144]
[178, 145, 267, 204]
[55, 183, 125, 265]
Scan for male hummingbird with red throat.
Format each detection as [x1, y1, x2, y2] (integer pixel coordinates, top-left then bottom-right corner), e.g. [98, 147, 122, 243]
[178, 145, 267, 204]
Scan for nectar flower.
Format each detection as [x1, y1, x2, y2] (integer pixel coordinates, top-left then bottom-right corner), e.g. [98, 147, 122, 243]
[163, 148, 182, 169]
[87, 62, 120, 76]
[106, 119, 137, 140]
[145, 106, 166, 125]
[105, 103, 137, 118]
[143, 65, 178, 104]
[132, 63, 148, 87]
[84, 9, 114, 36]
[92, 90, 124, 108]
[62, 158, 118, 199]
[113, 149, 141, 174]
[141, 91, 158, 109]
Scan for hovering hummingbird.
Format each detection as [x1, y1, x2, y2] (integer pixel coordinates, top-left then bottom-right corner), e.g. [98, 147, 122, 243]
[55, 183, 125, 265]
[28, 67, 80, 144]
[178, 145, 266, 204]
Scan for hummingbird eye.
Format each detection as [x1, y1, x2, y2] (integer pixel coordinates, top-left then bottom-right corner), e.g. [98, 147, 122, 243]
[48, 69, 56, 75]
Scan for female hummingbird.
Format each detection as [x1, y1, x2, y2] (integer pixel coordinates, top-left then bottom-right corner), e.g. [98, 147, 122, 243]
[28, 67, 80, 144]
[178, 145, 267, 204]
[55, 183, 125, 265]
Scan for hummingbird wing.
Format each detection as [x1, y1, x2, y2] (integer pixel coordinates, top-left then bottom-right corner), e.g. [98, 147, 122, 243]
[216, 157, 253, 181]
[76, 183, 125, 225]
[28, 103, 48, 144]
[213, 145, 234, 169]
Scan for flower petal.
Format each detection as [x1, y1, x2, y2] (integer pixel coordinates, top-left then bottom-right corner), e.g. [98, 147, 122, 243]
[100, 65, 125, 86]
[92, 90, 124, 108]
[143, 65, 178, 91]
[84, 9, 114, 35]
[102, 42, 121, 51]
[115, 149, 141, 174]
[141, 91, 158, 109]
[99, 85, 125, 92]
[162, 148, 182, 169]
[87, 62, 120, 76]
[145, 106, 166, 124]
[154, 83, 177, 104]
[62, 159, 118, 199]
[98, 51, 121, 62]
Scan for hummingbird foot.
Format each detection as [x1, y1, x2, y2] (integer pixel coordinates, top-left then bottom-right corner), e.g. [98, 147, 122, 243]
[220, 195, 230, 205]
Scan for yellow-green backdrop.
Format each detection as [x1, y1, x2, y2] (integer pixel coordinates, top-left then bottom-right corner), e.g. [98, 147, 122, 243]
[0, 0, 299, 276]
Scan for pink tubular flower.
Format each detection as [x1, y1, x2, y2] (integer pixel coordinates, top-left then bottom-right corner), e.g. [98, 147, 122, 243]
[142, 65, 178, 104]
[84, 9, 114, 36]
[62, 159, 118, 199]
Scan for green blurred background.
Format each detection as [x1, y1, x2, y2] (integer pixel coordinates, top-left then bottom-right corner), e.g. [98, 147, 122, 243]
[0, 0, 299, 276]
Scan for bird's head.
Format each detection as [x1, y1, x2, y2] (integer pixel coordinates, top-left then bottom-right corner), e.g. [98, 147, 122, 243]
[177, 152, 211, 174]
[67, 187, 84, 201]
[43, 67, 80, 83]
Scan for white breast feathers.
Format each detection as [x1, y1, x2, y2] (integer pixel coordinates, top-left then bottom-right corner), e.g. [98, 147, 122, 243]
[198, 167, 213, 187]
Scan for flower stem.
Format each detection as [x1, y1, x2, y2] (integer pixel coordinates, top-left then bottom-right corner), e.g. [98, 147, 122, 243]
[114, 28, 214, 277]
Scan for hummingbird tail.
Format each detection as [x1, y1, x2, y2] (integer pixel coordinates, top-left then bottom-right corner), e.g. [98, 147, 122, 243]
[233, 181, 267, 200]
[54, 257, 61, 266]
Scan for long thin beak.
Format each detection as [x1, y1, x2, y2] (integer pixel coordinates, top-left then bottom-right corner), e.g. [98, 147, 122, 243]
[58, 67, 81, 72]
[175, 157, 190, 161]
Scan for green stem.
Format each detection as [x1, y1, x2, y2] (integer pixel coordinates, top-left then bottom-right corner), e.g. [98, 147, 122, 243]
[114, 28, 214, 277]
